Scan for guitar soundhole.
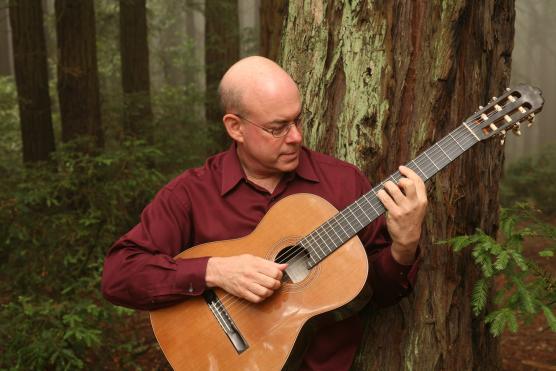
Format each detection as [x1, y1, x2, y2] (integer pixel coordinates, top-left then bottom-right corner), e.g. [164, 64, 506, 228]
[275, 245, 310, 284]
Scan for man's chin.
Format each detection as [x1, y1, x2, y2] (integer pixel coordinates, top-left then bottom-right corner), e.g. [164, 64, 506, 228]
[277, 154, 299, 172]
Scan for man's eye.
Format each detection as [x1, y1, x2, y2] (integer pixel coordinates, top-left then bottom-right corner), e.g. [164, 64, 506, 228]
[273, 126, 288, 135]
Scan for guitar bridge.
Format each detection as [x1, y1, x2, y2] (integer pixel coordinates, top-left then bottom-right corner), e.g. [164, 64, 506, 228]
[203, 290, 248, 354]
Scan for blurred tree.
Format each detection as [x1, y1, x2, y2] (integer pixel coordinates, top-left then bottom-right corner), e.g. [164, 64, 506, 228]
[9, 0, 56, 163]
[281, 1, 514, 369]
[55, 0, 104, 149]
[120, 0, 153, 141]
[0, 5, 14, 76]
[260, 0, 287, 62]
[205, 0, 239, 151]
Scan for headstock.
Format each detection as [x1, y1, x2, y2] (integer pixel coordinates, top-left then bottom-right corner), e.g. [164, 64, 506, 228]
[465, 84, 544, 144]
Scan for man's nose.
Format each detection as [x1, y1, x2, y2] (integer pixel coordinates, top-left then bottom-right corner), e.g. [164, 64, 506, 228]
[285, 123, 302, 143]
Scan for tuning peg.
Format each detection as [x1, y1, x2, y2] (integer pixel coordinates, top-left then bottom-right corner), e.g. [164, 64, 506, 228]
[506, 88, 511, 92]
[500, 134, 506, 145]
[512, 122, 522, 136]
[492, 96, 498, 101]
[479, 105, 484, 110]
[527, 113, 535, 127]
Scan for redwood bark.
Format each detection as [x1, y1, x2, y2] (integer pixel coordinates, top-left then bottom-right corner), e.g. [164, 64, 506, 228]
[205, 0, 239, 152]
[259, 0, 288, 62]
[120, 0, 153, 141]
[281, 1, 514, 369]
[9, 0, 56, 163]
[55, 0, 103, 149]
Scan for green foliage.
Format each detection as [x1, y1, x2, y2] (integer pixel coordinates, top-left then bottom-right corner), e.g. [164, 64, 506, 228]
[0, 296, 134, 370]
[0, 77, 21, 164]
[0, 140, 168, 369]
[1, 1, 223, 369]
[445, 204, 556, 337]
[501, 146, 556, 215]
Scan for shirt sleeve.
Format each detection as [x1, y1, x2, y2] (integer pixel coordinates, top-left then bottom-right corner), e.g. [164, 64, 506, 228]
[354, 169, 420, 307]
[101, 187, 209, 311]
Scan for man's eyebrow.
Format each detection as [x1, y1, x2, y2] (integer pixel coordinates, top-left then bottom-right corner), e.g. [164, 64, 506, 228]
[272, 110, 302, 125]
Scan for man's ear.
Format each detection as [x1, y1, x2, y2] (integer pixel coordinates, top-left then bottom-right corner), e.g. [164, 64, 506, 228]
[223, 114, 244, 143]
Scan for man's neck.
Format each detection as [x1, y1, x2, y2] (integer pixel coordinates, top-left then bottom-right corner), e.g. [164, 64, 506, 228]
[244, 172, 282, 193]
[236, 147, 283, 193]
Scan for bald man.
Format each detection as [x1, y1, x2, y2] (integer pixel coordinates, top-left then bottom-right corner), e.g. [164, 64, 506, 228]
[102, 56, 427, 370]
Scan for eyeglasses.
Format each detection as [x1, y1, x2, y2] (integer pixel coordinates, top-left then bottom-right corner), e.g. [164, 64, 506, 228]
[234, 113, 302, 138]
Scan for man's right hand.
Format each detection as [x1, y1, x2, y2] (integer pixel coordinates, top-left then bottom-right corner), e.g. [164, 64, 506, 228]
[205, 255, 288, 303]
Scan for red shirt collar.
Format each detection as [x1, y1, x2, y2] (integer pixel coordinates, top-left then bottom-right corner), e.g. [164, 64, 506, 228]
[220, 143, 319, 196]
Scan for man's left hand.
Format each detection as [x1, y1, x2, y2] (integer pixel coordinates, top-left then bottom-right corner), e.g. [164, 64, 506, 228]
[376, 165, 428, 265]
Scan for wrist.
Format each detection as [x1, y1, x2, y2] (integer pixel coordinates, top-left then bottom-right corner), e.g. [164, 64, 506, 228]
[205, 257, 221, 288]
[391, 241, 418, 265]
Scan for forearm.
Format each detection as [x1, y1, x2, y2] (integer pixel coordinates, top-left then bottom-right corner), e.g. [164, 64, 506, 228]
[101, 244, 210, 311]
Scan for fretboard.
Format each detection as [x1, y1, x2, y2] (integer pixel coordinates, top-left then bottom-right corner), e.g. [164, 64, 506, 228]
[302, 123, 480, 268]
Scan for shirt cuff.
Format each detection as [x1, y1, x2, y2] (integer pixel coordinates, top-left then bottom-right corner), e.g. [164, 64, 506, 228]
[369, 246, 420, 306]
[175, 257, 210, 296]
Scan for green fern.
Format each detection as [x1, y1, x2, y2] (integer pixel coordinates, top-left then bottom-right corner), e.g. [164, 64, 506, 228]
[444, 204, 556, 337]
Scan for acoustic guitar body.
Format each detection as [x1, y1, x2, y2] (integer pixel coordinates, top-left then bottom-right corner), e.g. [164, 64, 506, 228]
[150, 193, 369, 370]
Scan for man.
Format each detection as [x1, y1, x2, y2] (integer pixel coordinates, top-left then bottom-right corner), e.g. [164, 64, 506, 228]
[102, 56, 427, 370]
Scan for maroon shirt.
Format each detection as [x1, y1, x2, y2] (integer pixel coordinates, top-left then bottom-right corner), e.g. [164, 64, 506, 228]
[102, 144, 419, 370]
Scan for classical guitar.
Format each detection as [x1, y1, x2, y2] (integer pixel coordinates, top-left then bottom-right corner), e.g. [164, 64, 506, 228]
[150, 85, 544, 370]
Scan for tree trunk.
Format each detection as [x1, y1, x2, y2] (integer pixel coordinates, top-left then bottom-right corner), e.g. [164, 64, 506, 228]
[205, 0, 239, 152]
[259, 0, 287, 62]
[9, 0, 56, 163]
[1, 6, 14, 76]
[120, 0, 153, 141]
[281, 1, 514, 370]
[55, 0, 103, 149]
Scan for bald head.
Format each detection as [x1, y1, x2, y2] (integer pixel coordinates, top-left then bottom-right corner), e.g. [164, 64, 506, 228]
[218, 56, 299, 116]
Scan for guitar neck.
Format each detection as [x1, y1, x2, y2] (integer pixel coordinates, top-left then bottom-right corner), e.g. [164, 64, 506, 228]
[303, 123, 480, 268]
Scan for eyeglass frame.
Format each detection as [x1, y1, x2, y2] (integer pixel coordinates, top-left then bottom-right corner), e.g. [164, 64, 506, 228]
[231, 112, 302, 138]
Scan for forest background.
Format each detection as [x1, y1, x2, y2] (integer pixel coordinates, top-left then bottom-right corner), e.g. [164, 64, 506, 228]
[0, 0, 554, 370]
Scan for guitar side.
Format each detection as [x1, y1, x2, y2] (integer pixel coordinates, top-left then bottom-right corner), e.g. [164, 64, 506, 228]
[150, 193, 370, 370]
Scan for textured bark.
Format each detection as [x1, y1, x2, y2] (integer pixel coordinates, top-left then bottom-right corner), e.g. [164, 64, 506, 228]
[205, 0, 239, 151]
[259, 0, 288, 62]
[55, 0, 103, 149]
[9, 0, 56, 163]
[281, 1, 515, 370]
[1, 6, 14, 76]
[120, 0, 153, 141]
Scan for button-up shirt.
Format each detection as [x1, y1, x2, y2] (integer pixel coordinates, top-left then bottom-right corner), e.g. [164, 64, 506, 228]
[102, 144, 419, 370]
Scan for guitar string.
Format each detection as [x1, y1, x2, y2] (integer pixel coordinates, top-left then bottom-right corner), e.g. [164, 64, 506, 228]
[211, 99, 520, 315]
[212, 103, 510, 314]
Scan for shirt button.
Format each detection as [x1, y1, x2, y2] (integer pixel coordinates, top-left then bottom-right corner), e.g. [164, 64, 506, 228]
[188, 283, 194, 293]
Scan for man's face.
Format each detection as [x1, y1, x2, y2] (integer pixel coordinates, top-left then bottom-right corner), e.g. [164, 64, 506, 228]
[238, 82, 303, 177]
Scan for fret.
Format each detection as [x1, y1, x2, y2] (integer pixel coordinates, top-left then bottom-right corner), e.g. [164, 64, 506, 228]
[326, 219, 344, 243]
[423, 151, 440, 171]
[408, 160, 426, 179]
[362, 192, 381, 216]
[448, 131, 465, 151]
[436, 141, 452, 161]
[307, 232, 326, 259]
[317, 224, 333, 255]
[345, 204, 365, 229]
[339, 209, 359, 234]
[335, 213, 351, 238]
